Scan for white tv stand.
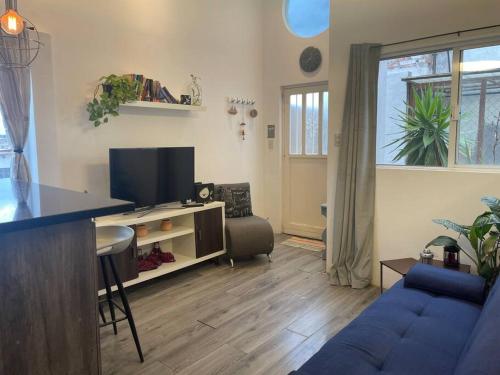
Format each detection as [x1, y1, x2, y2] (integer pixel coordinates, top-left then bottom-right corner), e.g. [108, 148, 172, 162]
[95, 202, 225, 295]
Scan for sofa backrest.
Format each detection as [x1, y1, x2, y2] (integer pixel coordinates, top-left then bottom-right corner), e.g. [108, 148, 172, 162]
[214, 183, 253, 218]
[454, 278, 500, 374]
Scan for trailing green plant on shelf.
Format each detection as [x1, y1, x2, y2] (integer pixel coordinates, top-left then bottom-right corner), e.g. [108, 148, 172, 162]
[386, 86, 451, 167]
[87, 74, 140, 127]
[426, 196, 500, 285]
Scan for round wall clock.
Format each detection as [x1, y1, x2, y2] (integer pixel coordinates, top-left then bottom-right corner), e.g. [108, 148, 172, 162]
[300, 46, 322, 73]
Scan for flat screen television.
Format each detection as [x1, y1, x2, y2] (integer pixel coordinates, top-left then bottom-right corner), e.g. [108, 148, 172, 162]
[109, 147, 195, 208]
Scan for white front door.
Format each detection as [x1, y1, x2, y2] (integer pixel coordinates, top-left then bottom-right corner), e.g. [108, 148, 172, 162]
[282, 83, 328, 239]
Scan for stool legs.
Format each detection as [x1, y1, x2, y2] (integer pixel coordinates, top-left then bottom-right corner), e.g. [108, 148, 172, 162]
[98, 302, 107, 324]
[108, 256, 144, 363]
[100, 256, 118, 335]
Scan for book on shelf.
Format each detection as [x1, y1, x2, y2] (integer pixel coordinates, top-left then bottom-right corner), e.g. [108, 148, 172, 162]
[143, 79, 153, 101]
[125, 74, 145, 99]
[126, 73, 180, 104]
[160, 86, 179, 104]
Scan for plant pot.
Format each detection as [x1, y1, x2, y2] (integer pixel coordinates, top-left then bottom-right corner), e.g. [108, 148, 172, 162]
[443, 245, 460, 268]
[102, 84, 113, 95]
[136, 224, 149, 238]
[160, 219, 173, 231]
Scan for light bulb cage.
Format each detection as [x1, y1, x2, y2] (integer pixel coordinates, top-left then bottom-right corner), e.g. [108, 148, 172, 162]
[0, 16, 40, 68]
[1, 0, 41, 69]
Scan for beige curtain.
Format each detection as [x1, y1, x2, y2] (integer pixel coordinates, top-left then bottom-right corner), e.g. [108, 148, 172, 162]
[11, 179, 32, 220]
[330, 43, 381, 289]
[0, 28, 32, 182]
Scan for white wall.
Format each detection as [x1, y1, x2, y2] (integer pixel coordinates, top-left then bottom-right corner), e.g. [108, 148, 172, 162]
[23, 0, 265, 214]
[328, 0, 500, 288]
[30, 33, 60, 185]
[262, 0, 329, 231]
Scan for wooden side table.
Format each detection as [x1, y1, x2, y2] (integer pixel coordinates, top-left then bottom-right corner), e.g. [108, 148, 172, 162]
[379, 257, 471, 294]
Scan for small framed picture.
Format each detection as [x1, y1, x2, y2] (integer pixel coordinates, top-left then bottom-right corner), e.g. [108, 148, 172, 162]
[180, 95, 192, 105]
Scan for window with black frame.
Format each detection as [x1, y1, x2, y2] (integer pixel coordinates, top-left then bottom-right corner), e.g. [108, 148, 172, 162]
[457, 44, 500, 166]
[377, 50, 453, 167]
[377, 42, 500, 168]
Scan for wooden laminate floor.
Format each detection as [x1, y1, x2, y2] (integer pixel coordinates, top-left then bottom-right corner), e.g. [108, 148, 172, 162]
[101, 234, 378, 375]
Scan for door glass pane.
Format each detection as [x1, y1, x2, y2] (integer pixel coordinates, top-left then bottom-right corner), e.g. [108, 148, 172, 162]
[0, 111, 11, 179]
[377, 51, 452, 166]
[322, 91, 328, 155]
[305, 92, 319, 155]
[457, 45, 500, 165]
[289, 94, 303, 155]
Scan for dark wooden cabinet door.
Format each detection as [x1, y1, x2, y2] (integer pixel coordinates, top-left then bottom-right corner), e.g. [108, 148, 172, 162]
[98, 225, 138, 289]
[195, 208, 223, 258]
[0, 220, 100, 374]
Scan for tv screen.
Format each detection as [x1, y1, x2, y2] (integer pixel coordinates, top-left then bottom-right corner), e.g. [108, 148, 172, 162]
[109, 147, 195, 208]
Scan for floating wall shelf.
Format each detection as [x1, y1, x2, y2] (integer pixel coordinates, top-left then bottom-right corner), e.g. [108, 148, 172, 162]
[120, 101, 206, 111]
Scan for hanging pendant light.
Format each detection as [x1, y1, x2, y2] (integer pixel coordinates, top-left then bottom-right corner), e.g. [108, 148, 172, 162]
[0, 7, 24, 35]
[0, 0, 40, 68]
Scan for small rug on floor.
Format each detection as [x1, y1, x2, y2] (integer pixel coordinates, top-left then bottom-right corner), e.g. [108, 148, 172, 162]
[281, 236, 325, 252]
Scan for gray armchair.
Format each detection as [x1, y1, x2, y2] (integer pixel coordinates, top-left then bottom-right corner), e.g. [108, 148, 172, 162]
[215, 183, 274, 267]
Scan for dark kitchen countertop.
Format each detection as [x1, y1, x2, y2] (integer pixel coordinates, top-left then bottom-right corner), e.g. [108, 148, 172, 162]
[0, 179, 134, 233]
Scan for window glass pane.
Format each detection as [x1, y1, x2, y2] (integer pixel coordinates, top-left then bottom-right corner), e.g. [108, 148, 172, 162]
[284, 0, 330, 38]
[305, 92, 319, 155]
[0, 111, 11, 179]
[322, 91, 328, 155]
[289, 94, 302, 155]
[457, 45, 500, 165]
[377, 51, 452, 166]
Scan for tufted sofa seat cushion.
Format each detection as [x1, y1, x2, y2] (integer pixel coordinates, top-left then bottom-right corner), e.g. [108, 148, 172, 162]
[294, 280, 483, 375]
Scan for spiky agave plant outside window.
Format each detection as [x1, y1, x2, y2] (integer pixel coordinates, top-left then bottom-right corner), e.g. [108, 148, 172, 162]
[386, 86, 451, 167]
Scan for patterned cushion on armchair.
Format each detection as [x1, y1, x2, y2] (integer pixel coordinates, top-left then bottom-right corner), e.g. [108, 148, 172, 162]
[214, 183, 253, 218]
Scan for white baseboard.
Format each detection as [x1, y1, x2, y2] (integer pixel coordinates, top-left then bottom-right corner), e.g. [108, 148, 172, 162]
[282, 223, 324, 240]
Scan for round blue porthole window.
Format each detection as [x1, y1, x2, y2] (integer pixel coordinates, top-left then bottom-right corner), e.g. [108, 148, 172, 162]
[284, 0, 330, 38]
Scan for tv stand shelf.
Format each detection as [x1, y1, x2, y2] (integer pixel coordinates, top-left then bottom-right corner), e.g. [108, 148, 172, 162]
[95, 202, 225, 295]
[137, 226, 194, 247]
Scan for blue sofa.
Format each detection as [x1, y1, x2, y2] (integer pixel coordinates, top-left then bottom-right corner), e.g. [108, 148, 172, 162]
[293, 263, 500, 375]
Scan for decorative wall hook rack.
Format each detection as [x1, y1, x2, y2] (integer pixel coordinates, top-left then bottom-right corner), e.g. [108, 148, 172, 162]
[227, 97, 257, 141]
[229, 97, 256, 105]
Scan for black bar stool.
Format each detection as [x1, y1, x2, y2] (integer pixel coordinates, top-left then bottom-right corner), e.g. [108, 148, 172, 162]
[96, 225, 144, 363]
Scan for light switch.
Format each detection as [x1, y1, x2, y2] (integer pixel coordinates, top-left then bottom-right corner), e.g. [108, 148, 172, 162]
[334, 133, 342, 147]
[267, 124, 276, 139]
